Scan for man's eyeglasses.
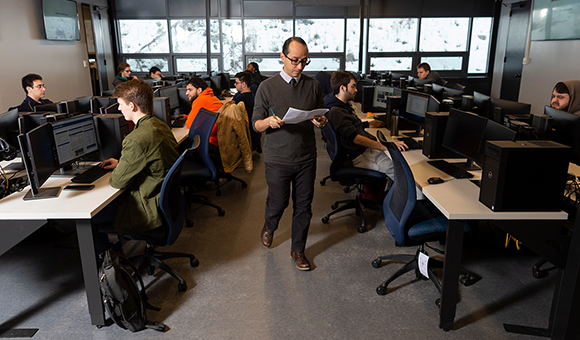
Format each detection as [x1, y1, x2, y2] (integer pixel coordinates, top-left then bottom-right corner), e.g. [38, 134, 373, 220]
[283, 52, 310, 66]
[34, 84, 46, 89]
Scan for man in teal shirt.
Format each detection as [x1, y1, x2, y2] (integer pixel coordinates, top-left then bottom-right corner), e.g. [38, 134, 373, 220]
[94, 79, 178, 253]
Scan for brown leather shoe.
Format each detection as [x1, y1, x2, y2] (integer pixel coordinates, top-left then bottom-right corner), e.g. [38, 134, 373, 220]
[261, 223, 274, 247]
[290, 251, 311, 271]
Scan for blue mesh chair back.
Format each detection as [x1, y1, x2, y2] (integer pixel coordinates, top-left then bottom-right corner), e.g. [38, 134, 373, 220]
[159, 138, 198, 245]
[378, 131, 417, 245]
[187, 108, 219, 182]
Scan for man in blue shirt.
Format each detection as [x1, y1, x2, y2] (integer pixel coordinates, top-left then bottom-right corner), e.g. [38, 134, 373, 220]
[233, 71, 260, 152]
[19, 74, 53, 112]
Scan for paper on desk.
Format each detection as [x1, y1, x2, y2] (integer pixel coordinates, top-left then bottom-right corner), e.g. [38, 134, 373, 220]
[282, 107, 328, 124]
[418, 251, 429, 279]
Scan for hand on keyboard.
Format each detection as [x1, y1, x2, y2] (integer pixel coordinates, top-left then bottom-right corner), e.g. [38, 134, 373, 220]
[100, 158, 118, 170]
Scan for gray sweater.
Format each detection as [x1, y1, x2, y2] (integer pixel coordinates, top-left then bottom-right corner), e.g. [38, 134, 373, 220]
[253, 73, 324, 165]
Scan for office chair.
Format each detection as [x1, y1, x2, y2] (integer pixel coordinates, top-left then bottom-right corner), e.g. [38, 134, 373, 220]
[181, 108, 226, 218]
[122, 142, 201, 292]
[371, 131, 474, 297]
[320, 124, 387, 233]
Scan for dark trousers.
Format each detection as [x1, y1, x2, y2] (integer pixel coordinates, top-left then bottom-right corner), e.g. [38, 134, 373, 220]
[264, 160, 316, 253]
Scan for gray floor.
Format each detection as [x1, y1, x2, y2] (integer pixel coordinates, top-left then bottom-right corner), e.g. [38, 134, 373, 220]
[0, 129, 558, 339]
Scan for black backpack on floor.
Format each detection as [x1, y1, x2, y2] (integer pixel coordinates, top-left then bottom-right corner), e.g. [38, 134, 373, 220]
[98, 249, 167, 332]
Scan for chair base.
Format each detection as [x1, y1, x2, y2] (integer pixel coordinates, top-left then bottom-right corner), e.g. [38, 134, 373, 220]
[216, 172, 247, 196]
[130, 245, 199, 292]
[321, 191, 369, 233]
[372, 247, 475, 296]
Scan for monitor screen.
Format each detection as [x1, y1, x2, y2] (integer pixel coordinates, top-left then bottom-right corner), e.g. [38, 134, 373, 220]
[18, 123, 61, 199]
[51, 114, 99, 167]
[34, 102, 59, 113]
[76, 95, 93, 113]
[157, 85, 179, 109]
[0, 108, 20, 147]
[442, 108, 488, 168]
[101, 102, 120, 114]
[490, 97, 531, 116]
[545, 105, 580, 165]
[373, 85, 395, 109]
[406, 92, 430, 118]
[41, 0, 80, 41]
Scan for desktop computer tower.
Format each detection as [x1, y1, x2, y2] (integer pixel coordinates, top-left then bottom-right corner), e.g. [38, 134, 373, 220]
[361, 86, 375, 113]
[154, 97, 171, 126]
[422, 112, 461, 159]
[92, 114, 129, 161]
[479, 140, 570, 212]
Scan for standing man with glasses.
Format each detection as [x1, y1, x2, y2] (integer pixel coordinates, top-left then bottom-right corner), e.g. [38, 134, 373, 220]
[19, 73, 53, 112]
[252, 37, 327, 271]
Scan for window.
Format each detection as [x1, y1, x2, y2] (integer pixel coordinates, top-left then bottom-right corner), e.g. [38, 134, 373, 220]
[345, 18, 363, 71]
[222, 19, 243, 74]
[126, 58, 169, 73]
[370, 57, 413, 71]
[296, 19, 344, 53]
[175, 57, 219, 73]
[419, 18, 470, 52]
[368, 18, 418, 52]
[244, 19, 293, 53]
[420, 57, 463, 71]
[468, 17, 493, 73]
[119, 20, 169, 53]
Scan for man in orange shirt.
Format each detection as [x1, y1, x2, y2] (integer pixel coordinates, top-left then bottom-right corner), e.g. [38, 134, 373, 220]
[185, 77, 223, 144]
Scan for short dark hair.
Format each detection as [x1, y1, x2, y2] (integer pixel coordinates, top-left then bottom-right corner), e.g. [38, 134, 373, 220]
[21, 73, 43, 94]
[117, 62, 131, 76]
[235, 71, 252, 87]
[186, 76, 208, 91]
[330, 71, 357, 95]
[282, 37, 307, 55]
[248, 62, 259, 73]
[417, 63, 431, 72]
[149, 66, 161, 75]
[113, 79, 154, 115]
[554, 82, 570, 95]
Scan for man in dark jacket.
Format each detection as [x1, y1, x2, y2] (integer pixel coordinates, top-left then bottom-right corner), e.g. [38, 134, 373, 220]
[325, 71, 407, 180]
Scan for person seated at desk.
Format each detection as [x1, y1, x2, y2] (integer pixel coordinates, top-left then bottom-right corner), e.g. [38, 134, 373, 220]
[19, 73, 53, 112]
[233, 71, 261, 153]
[416, 62, 443, 85]
[246, 62, 262, 96]
[551, 80, 580, 116]
[144, 66, 164, 81]
[93, 79, 179, 254]
[112, 62, 138, 88]
[324, 70, 407, 180]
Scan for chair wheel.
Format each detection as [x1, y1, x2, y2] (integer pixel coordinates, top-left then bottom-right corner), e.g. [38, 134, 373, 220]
[376, 285, 387, 295]
[147, 266, 155, 276]
[216, 190, 222, 196]
[533, 268, 549, 279]
[435, 298, 441, 308]
[191, 258, 199, 267]
[242, 183, 247, 189]
[331, 203, 339, 209]
[320, 179, 326, 186]
[96, 325, 103, 329]
[460, 275, 475, 286]
[357, 226, 367, 233]
[371, 259, 381, 268]
[186, 220, 194, 228]
[218, 209, 225, 216]
[322, 216, 329, 224]
[178, 282, 187, 292]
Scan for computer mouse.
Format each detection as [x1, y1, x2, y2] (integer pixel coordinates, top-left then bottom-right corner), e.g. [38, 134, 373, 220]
[427, 177, 445, 185]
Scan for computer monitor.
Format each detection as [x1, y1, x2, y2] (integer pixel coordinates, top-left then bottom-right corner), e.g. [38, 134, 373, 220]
[442, 87, 464, 99]
[545, 105, 580, 165]
[475, 120, 517, 166]
[17, 123, 61, 200]
[490, 97, 531, 116]
[177, 87, 192, 116]
[473, 91, 491, 118]
[91, 97, 117, 113]
[51, 114, 99, 168]
[372, 85, 396, 109]
[76, 95, 93, 113]
[34, 102, 67, 113]
[100, 102, 121, 115]
[442, 108, 488, 170]
[156, 85, 179, 110]
[210, 75, 223, 97]
[101, 89, 115, 97]
[0, 108, 20, 148]
[399, 90, 440, 136]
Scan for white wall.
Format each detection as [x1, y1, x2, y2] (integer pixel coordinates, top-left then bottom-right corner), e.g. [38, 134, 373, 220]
[519, 40, 580, 114]
[0, 0, 108, 110]
[491, 0, 580, 114]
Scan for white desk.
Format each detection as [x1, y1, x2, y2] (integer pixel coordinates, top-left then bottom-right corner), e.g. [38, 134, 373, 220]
[0, 125, 190, 326]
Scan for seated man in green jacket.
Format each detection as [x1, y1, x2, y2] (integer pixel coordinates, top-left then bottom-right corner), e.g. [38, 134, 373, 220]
[93, 79, 179, 254]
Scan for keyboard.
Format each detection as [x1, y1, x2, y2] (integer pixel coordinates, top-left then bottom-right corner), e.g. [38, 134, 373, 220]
[171, 119, 186, 128]
[427, 160, 474, 179]
[397, 137, 423, 150]
[71, 165, 111, 183]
